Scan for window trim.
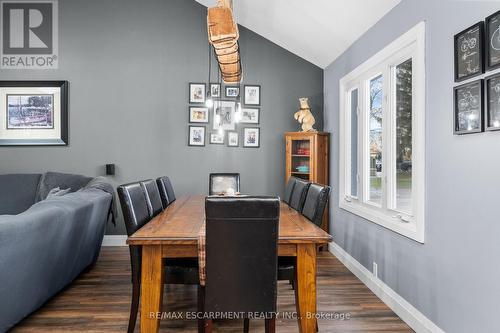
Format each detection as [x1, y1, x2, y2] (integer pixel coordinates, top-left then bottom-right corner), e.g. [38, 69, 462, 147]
[339, 22, 426, 243]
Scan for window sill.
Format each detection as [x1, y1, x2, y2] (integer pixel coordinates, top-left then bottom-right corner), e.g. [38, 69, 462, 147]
[339, 199, 424, 243]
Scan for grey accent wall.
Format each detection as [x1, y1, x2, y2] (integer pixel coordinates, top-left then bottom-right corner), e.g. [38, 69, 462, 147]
[324, 1, 500, 332]
[0, 0, 323, 235]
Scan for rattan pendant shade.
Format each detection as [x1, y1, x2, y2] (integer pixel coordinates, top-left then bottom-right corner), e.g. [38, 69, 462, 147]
[207, 0, 242, 84]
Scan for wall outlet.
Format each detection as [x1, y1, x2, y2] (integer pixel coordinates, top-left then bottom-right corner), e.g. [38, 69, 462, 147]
[373, 262, 378, 279]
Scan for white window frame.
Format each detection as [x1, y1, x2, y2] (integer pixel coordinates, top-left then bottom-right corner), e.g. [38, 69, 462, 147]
[339, 22, 426, 243]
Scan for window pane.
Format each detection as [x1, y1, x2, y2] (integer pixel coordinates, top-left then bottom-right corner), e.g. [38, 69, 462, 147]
[395, 59, 412, 213]
[350, 89, 358, 197]
[369, 75, 383, 205]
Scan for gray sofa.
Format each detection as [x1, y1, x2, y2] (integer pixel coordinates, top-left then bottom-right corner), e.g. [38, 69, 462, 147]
[0, 172, 114, 332]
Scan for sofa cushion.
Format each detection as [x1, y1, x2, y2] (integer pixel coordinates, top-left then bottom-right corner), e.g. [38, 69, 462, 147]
[46, 187, 72, 199]
[36, 172, 92, 202]
[0, 174, 41, 215]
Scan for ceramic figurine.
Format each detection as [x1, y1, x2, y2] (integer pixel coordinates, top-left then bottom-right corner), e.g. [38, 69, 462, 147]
[294, 97, 316, 132]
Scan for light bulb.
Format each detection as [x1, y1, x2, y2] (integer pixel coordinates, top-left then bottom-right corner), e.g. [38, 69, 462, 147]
[234, 102, 242, 123]
[214, 114, 220, 124]
[206, 97, 213, 108]
[218, 128, 223, 135]
[494, 120, 500, 127]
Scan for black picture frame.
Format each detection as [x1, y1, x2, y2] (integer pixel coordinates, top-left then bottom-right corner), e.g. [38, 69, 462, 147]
[189, 83, 206, 104]
[485, 73, 500, 131]
[243, 85, 261, 106]
[209, 132, 224, 145]
[188, 106, 209, 123]
[453, 79, 484, 135]
[240, 107, 260, 124]
[243, 127, 260, 148]
[0, 80, 68, 146]
[227, 131, 239, 147]
[454, 22, 484, 82]
[225, 86, 239, 98]
[188, 125, 205, 146]
[209, 83, 221, 98]
[486, 10, 500, 71]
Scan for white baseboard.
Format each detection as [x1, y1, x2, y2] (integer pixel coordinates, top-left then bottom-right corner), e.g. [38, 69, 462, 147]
[102, 235, 127, 246]
[328, 241, 445, 333]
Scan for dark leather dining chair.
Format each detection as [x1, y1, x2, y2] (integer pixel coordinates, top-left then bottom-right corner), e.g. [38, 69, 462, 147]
[289, 178, 310, 211]
[283, 176, 298, 204]
[302, 183, 331, 227]
[117, 181, 200, 333]
[208, 173, 240, 195]
[156, 176, 176, 208]
[202, 196, 280, 333]
[140, 180, 163, 217]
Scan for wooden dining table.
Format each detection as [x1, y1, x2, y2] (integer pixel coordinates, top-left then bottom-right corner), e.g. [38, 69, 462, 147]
[127, 195, 333, 333]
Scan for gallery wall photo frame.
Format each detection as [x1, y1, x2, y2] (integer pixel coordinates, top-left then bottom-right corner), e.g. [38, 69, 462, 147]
[225, 86, 240, 98]
[189, 106, 209, 123]
[485, 10, 500, 71]
[240, 108, 259, 124]
[454, 22, 485, 82]
[209, 132, 224, 144]
[243, 127, 260, 148]
[0, 81, 68, 146]
[210, 83, 221, 98]
[213, 100, 236, 131]
[453, 79, 484, 135]
[188, 125, 206, 146]
[227, 131, 239, 147]
[484, 73, 500, 131]
[243, 85, 261, 106]
[189, 83, 206, 104]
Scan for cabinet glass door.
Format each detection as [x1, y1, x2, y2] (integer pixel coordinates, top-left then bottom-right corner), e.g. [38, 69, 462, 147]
[290, 139, 310, 180]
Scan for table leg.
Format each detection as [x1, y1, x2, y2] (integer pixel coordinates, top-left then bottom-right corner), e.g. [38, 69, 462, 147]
[295, 243, 317, 333]
[141, 245, 164, 333]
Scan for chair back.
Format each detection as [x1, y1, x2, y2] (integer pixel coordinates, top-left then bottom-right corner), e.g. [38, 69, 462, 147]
[302, 183, 331, 227]
[289, 179, 310, 211]
[204, 196, 279, 314]
[117, 182, 151, 284]
[209, 173, 240, 195]
[140, 180, 163, 217]
[283, 177, 298, 204]
[156, 176, 176, 207]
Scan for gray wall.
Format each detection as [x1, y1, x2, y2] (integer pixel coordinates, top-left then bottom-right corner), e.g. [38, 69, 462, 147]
[0, 0, 323, 235]
[324, 1, 500, 332]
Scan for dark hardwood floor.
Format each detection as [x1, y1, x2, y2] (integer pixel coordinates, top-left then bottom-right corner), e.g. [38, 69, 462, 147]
[11, 247, 413, 332]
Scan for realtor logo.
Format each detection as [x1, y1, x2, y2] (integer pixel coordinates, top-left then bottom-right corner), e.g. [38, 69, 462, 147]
[1, 0, 58, 69]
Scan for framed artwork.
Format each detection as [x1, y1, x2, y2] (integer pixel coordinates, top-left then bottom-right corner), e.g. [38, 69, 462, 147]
[189, 83, 206, 104]
[244, 85, 261, 105]
[210, 83, 221, 98]
[240, 108, 259, 124]
[485, 73, 500, 131]
[188, 125, 205, 146]
[225, 86, 239, 98]
[454, 22, 484, 82]
[486, 10, 500, 70]
[243, 127, 260, 147]
[453, 79, 484, 134]
[210, 132, 224, 144]
[189, 107, 209, 123]
[0, 81, 68, 146]
[227, 131, 239, 147]
[213, 100, 236, 131]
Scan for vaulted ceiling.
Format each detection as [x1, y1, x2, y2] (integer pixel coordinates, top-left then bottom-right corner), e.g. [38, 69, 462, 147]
[195, 0, 400, 68]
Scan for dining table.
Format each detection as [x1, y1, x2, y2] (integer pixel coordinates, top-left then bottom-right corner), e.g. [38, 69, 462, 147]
[126, 195, 333, 333]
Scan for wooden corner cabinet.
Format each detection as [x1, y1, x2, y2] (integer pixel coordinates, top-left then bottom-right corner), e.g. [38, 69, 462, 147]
[285, 131, 330, 231]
